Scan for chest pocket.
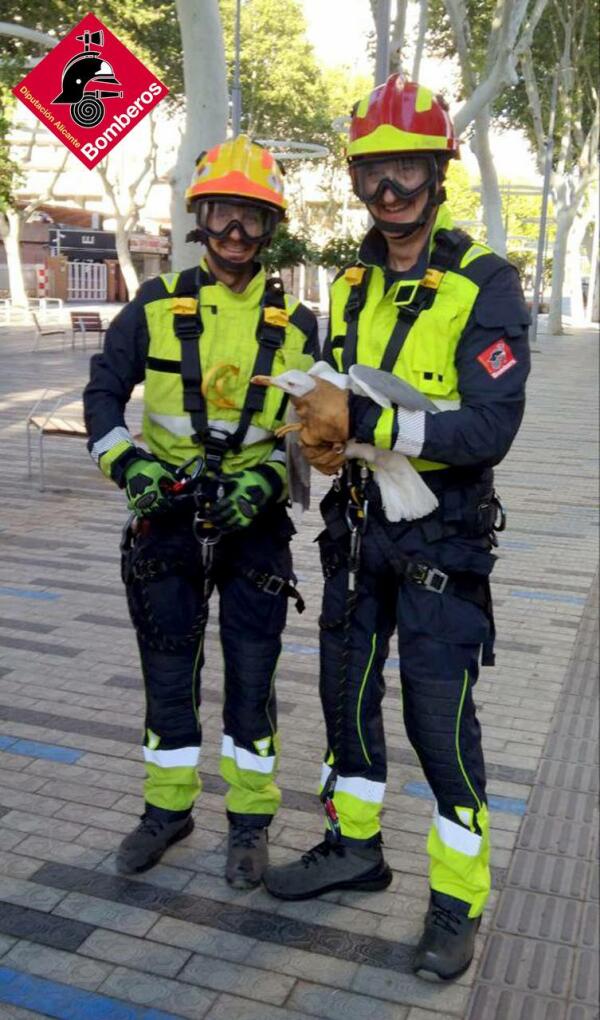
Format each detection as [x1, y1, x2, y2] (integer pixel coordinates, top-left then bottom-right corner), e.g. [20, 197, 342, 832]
[408, 318, 460, 399]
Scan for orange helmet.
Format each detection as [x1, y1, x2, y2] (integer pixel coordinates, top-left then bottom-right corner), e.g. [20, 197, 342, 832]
[347, 75, 459, 160]
[185, 135, 287, 214]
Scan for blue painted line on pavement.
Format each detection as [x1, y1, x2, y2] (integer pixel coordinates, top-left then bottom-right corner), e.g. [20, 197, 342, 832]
[282, 642, 319, 655]
[0, 965, 182, 1020]
[509, 590, 586, 605]
[0, 736, 17, 751]
[403, 780, 527, 815]
[0, 586, 60, 601]
[499, 539, 535, 550]
[7, 739, 84, 764]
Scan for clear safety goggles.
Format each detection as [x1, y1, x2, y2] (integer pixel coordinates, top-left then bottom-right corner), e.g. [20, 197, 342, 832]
[198, 199, 280, 243]
[349, 154, 436, 203]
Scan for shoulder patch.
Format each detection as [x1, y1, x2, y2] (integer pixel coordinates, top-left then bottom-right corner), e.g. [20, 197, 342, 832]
[477, 338, 517, 379]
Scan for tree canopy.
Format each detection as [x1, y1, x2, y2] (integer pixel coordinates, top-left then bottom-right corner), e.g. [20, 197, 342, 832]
[219, 0, 336, 147]
[427, 0, 599, 171]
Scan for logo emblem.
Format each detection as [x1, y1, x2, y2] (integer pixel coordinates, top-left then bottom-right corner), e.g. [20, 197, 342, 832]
[13, 12, 168, 168]
[477, 338, 517, 379]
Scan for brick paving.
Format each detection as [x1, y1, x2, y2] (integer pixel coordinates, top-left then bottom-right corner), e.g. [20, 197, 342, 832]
[0, 318, 597, 1019]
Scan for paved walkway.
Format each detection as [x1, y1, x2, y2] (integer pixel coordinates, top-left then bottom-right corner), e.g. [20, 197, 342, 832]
[0, 320, 597, 1020]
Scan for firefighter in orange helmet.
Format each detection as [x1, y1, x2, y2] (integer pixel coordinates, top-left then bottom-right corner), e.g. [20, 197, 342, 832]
[84, 136, 318, 887]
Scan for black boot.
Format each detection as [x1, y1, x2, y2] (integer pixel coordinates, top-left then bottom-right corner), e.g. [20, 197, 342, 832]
[263, 832, 392, 901]
[413, 891, 481, 982]
[226, 821, 269, 889]
[116, 810, 194, 875]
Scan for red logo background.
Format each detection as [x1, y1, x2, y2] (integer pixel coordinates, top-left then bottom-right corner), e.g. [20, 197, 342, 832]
[12, 12, 168, 168]
[477, 339, 517, 379]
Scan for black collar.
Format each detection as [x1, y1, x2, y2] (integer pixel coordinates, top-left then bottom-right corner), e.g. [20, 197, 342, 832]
[358, 227, 431, 286]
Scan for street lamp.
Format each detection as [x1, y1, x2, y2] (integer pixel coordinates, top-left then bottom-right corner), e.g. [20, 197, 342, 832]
[231, 0, 242, 134]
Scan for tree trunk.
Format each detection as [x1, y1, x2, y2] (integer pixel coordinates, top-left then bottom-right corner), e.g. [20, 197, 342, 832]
[298, 262, 306, 302]
[471, 107, 506, 255]
[585, 197, 599, 323]
[318, 265, 329, 315]
[412, 0, 428, 81]
[547, 192, 577, 334]
[566, 207, 589, 323]
[0, 210, 28, 308]
[114, 219, 139, 299]
[170, 0, 228, 270]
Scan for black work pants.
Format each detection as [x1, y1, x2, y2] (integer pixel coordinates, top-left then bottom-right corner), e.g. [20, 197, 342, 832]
[318, 512, 493, 916]
[123, 506, 294, 823]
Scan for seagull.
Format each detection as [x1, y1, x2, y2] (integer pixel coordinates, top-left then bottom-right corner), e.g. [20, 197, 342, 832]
[252, 361, 440, 523]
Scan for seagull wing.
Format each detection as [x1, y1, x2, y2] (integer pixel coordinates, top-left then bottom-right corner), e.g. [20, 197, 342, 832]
[348, 365, 439, 412]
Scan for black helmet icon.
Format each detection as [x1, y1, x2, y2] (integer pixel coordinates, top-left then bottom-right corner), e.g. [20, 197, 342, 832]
[52, 30, 123, 128]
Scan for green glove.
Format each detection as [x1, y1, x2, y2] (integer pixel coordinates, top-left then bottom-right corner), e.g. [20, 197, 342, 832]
[124, 457, 177, 517]
[209, 467, 278, 532]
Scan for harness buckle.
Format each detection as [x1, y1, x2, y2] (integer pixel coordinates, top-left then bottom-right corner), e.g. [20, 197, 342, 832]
[263, 574, 285, 596]
[421, 565, 448, 593]
[202, 428, 230, 472]
[406, 561, 448, 593]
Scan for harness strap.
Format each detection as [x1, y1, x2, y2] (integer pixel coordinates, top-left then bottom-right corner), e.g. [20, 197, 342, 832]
[341, 267, 372, 372]
[171, 269, 291, 469]
[227, 276, 287, 452]
[320, 484, 496, 665]
[336, 229, 475, 377]
[173, 266, 211, 443]
[379, 228, 473, 373]
[243, 567, 305, 614]
[366, 512, 496, 666]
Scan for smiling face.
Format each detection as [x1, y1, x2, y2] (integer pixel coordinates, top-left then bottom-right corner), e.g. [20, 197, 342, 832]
[208, 224, 261, 268]
[366, 182, 433, 232]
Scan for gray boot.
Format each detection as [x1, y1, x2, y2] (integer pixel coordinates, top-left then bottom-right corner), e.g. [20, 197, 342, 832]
[263, 833, 392, 901]
[226, 822, 269, 889]
[116, 812, 194, 875]
[413, 892, 481, 982]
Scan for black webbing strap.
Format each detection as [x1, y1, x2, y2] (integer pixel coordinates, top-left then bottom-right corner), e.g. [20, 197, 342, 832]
[172, 266, 211, 443]
[288, 302, 316, 344]
[341, 268, 372, 372]
[379, 283, 436, 374]
[243, 567, 305, 614]
[378, 228, 474, 374]
[172, 270, 289, 461]
[227, 276, 287, 451]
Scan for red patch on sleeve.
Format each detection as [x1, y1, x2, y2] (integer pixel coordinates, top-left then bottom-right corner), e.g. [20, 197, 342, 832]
[477, 338, 517, 379]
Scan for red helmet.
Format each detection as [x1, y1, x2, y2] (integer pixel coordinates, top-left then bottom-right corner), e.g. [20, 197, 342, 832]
[347, 74, 459, 160]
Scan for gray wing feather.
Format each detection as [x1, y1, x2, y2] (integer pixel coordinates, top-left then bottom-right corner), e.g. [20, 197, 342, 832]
[349, 365, 439, 412]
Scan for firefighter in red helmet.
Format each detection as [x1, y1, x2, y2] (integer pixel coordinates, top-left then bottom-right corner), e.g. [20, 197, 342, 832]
[263, 76, 530, 983]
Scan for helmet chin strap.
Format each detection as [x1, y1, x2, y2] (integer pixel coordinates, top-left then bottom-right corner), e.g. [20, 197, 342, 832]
[205, 238, 256, 275]
[374, 184, 446, 239]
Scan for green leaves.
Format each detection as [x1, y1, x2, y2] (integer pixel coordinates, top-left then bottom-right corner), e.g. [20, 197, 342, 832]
[219, 0, 339, 149]
[260, 223, 317, 272]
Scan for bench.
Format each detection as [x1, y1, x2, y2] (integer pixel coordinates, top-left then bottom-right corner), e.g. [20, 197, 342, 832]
[26, 391, 88, 490]
[31, 312, 67, 351]
[70, 311, 106, 349]
[27, 391, 143, 491]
